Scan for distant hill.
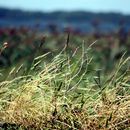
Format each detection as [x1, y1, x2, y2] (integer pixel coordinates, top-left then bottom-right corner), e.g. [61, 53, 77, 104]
[0, 7, 130, 33]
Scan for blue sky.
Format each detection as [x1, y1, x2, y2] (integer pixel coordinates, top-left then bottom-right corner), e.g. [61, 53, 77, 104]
[0, 0, 130, 14]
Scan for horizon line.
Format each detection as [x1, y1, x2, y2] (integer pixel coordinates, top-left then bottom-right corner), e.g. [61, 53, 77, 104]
[0, 6, 130, 16]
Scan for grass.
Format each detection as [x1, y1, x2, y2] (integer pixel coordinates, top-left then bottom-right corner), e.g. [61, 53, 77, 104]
[0, 37, 130, 130]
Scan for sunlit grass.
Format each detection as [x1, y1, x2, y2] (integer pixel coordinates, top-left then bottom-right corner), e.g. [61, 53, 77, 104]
[0, 40, 130, 129]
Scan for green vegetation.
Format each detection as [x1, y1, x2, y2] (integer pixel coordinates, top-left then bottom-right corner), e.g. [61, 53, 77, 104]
[0, 35, 130, 130]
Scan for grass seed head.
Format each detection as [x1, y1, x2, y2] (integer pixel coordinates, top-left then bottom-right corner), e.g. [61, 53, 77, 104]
[3, 42, 8, 49]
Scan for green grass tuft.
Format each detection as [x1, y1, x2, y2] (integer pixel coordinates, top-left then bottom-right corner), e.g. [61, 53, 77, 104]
[0, 41, 130, 130]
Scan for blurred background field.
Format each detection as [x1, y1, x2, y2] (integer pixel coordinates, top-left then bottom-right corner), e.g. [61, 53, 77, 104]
[0, 7, 130, 80]
[0, 0, 130, 70]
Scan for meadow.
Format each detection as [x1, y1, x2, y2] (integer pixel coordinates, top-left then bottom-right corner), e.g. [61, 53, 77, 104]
[0, 28, 130, 129]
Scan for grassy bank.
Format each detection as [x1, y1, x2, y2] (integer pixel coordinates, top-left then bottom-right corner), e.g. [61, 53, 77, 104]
[0, 39, 130, 130]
